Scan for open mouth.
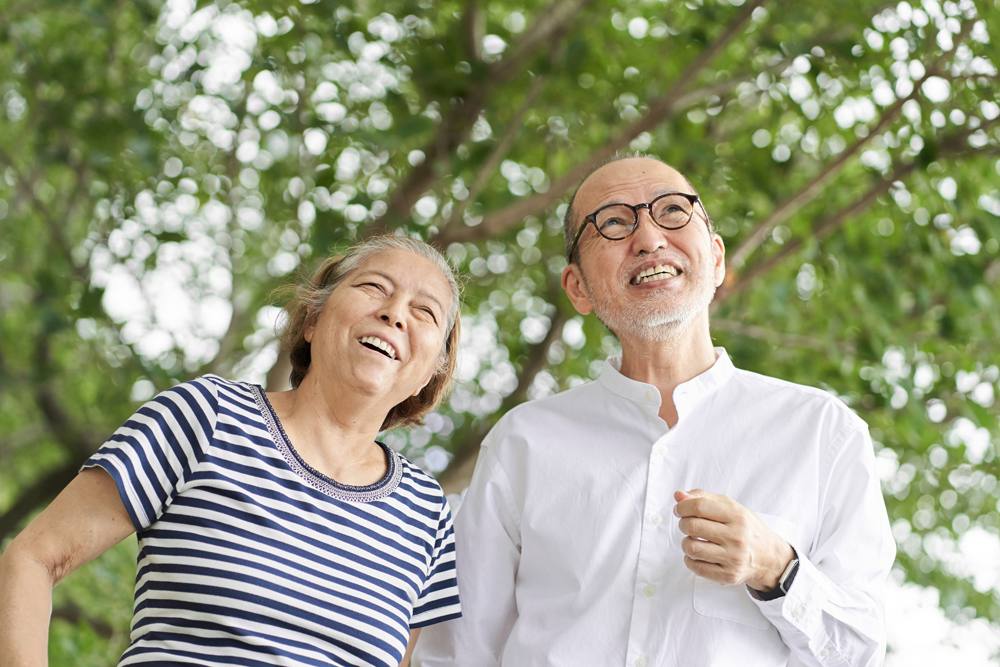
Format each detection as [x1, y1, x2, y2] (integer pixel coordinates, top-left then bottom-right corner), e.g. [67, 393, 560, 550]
[358, 335, 397, 360]
[631, 264, 681, 286]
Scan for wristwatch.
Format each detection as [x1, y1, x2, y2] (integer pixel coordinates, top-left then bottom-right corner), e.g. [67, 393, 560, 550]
[748, 548, 799, 601]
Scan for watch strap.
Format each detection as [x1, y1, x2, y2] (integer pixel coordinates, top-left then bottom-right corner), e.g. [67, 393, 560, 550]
[748, 547, 799, 601]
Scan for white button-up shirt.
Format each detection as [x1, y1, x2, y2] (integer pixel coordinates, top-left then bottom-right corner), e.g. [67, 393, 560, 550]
[417, 349, 895, 666]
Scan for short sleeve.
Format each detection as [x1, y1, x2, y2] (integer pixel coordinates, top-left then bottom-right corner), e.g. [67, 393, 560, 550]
[81, 376, 219, 531]
[410, 498, 462, 628]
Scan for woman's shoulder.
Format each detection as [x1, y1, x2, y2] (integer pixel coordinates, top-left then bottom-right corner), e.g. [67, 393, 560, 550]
[390, 450, 449, 508]
[186, 374, 266, 410]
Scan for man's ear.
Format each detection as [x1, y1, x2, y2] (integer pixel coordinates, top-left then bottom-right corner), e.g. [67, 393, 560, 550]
[711, 233, 726, 288]
[561, 264, 594, 315]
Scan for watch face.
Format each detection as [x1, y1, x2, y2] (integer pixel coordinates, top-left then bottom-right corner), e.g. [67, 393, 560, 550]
[779, 559, 800, 593]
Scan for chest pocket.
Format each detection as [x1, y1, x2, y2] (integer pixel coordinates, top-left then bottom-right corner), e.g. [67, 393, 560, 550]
[691, 512, 798, 630]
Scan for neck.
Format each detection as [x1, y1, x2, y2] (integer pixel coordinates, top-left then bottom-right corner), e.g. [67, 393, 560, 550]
[268, 375, 392, 477]
[618, 314, 716, 427]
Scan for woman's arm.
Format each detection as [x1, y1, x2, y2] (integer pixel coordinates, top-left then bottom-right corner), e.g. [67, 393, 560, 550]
[400, 629, 421, 667]
[0, 469, 135, 666]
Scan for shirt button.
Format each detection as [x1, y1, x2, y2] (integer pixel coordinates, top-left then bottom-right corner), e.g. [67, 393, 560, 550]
[643, 583, 656, 598]
[646, 513, 662, 526]
[634, 656, 648, 667]
[647, 390, 658, 402]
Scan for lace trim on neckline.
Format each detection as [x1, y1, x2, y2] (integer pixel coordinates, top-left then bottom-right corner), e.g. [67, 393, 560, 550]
[251, 385, 402, 503]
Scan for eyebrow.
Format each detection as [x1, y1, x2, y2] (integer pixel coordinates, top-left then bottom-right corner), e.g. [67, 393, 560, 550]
[356, 269, 447, 314]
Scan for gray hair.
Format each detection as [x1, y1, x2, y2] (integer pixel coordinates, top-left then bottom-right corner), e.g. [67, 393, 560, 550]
[306, 235, 459, 336]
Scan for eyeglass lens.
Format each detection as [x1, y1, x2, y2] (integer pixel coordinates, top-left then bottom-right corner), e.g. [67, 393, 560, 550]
[593, 194, 694, 239]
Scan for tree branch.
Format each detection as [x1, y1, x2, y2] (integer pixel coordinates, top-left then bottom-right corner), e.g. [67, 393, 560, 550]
[438, 280, 570, 492]
[671, 54, 792, 109]
[32, 328, 95, 458]
[489, 0, 589, 82]
[0, 459, 81, 540]
[436, 0, 767, 245]
[461, 0, 484, 64]
[0, 424, 47, 460]
[716, 116, 995, 304]
[365, 0, 591, 236]
[712, 318, 857, 354]
[718, 161, 917, 304]
[0, 147, 89, 284]
[51, 601, 116, 639]
[444, 74, 549, 230]
[726, 18, 975, 273]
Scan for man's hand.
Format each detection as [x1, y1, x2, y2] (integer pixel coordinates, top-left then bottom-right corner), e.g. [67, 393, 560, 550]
[673, 489, 794, 591]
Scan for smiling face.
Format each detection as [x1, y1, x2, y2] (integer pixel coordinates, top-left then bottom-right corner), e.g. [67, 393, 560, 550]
[303, 247, 453, 406]
[561, 158, 726, 343]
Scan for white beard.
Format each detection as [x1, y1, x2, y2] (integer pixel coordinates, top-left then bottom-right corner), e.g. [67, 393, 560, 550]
[583, 265, 717, 343]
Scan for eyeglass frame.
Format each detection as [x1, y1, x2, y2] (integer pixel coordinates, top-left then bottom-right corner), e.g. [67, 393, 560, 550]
[566, 191, 709, 262]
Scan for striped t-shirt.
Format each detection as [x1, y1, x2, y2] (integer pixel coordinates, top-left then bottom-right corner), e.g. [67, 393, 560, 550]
[83, 375, 461, 666]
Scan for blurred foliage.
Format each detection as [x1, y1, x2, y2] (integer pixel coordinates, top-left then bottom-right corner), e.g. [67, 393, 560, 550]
[0, 0, 997, 660]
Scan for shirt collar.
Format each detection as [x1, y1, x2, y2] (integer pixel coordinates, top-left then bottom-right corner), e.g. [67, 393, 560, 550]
[597, 347, 736, 412]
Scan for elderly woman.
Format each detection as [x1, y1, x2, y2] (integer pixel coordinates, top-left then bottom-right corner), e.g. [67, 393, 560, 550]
[0, 235, 462, 666]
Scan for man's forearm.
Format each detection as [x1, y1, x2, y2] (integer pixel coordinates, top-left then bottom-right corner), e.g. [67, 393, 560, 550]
[0, 544, 55, 667]
[755, 554, 887, 667]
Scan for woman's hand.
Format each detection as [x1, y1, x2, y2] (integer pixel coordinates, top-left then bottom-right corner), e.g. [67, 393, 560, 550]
[0, 468, 135, 666]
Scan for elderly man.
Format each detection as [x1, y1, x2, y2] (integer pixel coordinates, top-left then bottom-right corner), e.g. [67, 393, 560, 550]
[417, 157, 895, 666]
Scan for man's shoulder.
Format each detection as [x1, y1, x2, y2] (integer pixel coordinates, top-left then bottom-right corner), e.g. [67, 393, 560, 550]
[502, 377, 602, 421]
[484, 378, 603, 447]
[730, 366, 867, 430]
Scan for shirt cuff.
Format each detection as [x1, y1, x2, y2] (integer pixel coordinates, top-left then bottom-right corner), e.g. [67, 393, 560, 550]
[751, 551, 827, 636]
[785, 556, 822, 623]
[751, 553, 850, 664]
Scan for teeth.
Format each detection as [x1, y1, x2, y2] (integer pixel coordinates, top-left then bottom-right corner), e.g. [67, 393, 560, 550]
[632, 264, 679, 285]
[359, 335, 397, 360]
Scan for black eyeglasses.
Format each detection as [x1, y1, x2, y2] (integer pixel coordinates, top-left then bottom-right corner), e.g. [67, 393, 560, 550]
[567, 192, 705, 261]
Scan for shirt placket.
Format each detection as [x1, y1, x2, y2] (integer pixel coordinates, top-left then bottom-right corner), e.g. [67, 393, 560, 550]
[624, 406, 675, 667]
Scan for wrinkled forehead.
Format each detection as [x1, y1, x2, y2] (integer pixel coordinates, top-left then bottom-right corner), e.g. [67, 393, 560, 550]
[351, 248, 454, 306]
[575, 158, 693, 219]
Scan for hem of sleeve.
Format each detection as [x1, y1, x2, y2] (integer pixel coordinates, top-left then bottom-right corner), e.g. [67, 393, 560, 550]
[753, 551, 827, 638]
[410, 610, 462, 629]
[80, 459, 144, 532]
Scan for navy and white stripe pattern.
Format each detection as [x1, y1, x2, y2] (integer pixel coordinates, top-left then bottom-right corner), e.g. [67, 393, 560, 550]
[83, 375, 460, 666]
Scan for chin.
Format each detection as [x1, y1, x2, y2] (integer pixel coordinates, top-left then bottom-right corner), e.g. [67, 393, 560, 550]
[349, 371, 394, 395]
[600, 305, 702, 340]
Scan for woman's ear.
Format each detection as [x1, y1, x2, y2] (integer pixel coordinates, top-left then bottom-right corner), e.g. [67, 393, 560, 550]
[413, 372, 435, 398]
[303, 307, 321, 343]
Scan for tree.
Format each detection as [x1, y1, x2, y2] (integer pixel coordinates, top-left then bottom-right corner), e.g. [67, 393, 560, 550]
[1, 0, 997, 660]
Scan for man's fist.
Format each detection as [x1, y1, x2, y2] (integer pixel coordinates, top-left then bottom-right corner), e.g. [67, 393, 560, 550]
[673, 489, 794, 591]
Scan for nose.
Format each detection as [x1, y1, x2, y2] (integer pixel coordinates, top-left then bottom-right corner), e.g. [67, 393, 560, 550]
[379, 304, 406, 330]
[632, 207, 668, 256]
